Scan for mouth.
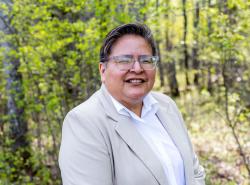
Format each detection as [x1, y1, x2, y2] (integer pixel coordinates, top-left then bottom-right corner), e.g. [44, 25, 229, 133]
[124, 78, 147, 84]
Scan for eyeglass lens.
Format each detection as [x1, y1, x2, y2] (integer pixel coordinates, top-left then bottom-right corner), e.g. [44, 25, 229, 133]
[111, 55, 158, 71]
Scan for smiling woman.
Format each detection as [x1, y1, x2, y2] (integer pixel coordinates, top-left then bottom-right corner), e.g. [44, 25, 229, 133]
[99, 34, 156, 115]
[59, 23, 205, 185]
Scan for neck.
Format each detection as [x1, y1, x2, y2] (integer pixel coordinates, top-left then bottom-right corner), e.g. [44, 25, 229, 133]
[122, 101, 143, 117]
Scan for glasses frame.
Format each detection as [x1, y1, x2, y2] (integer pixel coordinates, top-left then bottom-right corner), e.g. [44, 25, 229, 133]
[103, 55, 159, 71]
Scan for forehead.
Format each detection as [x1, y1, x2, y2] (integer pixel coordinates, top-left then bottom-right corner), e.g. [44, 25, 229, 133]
[110, 34, 152, 56]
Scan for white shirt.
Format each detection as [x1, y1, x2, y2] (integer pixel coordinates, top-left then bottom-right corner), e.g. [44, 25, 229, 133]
[110, 93, 185, 185]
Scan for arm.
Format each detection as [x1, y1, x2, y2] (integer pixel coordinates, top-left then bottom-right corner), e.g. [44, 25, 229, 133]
[193, 153, 206, 185]
[59, 110, 113, 185]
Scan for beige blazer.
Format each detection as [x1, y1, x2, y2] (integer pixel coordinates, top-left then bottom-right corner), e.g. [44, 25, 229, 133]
[59, 85, 205, 185]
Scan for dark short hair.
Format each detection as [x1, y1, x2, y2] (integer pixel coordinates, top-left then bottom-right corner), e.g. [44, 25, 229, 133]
[100, 23, 157, 63]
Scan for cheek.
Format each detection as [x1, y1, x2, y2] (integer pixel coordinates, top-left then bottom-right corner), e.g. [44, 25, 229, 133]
[105, 70, 125, 85]
[148, 71, 156, 83]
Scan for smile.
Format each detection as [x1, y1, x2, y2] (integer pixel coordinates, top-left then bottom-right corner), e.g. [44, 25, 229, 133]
[125, 79, 146, 83]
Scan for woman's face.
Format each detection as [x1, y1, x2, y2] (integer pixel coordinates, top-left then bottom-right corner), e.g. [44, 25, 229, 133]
[99, 34, 156, 109]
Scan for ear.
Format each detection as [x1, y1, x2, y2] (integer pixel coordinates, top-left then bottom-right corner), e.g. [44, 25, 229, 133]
[99, 63, 106, 83]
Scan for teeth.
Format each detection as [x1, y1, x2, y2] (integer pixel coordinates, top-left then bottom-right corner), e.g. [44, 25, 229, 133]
[129, 79, 143, 83]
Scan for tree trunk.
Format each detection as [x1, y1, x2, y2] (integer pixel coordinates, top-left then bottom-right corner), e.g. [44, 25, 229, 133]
[206, 0, 213, 93]
[207, 64, 213, 94]
[155, 0, 164, 87]
[165, 62, 180, 97]
[182, 0, 190, 87]
[0, 0, 32, 180]
[164, 2, 179, 96]
[192, 0, 200, 86]
[165, 27, 179, 97]
[156, 41, 165, 87]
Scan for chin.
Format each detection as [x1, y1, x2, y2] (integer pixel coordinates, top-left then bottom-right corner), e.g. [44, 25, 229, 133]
[127, 92, 146, 100]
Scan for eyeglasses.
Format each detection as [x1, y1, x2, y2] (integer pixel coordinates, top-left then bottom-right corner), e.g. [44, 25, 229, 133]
[104, 55, 159, 71]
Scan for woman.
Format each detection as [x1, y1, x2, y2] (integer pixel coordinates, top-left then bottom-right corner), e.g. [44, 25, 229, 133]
[59, 23, 205, 185]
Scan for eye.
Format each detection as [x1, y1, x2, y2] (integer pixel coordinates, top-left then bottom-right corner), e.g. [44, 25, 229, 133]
[115, 56, 132, 64]
[140, 56, 154, 64]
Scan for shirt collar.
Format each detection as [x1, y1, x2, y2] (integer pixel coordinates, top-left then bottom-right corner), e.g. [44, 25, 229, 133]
[108, 91, 159, 121]
[141, 93, 158, 117]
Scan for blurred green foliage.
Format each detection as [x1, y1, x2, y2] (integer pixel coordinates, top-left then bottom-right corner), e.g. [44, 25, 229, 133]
[0, 0, 249, 184]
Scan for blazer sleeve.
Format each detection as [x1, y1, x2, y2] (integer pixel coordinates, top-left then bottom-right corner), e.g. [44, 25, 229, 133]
[193, 153, 206, 185]
[58, 110, 113, 185]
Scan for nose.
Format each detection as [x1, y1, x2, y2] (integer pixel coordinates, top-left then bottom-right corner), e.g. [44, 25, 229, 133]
[130, 60, 143, 73]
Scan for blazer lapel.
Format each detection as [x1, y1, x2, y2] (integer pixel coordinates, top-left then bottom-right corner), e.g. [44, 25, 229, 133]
[114, 116, 168, 185]
[98, 85, 168, 185]
[156, 106, 193, 185]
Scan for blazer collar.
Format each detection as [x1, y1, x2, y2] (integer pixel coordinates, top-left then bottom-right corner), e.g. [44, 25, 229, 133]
[98, 84, 168, 185]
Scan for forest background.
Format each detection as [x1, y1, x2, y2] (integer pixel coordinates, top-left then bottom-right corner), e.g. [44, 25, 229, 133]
[0, 0, 249, 184]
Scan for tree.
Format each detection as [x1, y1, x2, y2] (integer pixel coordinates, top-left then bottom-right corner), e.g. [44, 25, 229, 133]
[0, 0, 33, 182]
[192, 0, 200, 86]
[182, 0, 190, 87]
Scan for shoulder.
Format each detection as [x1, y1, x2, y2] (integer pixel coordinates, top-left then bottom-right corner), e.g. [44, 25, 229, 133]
[151, 91, 178, 107]
[61, 89, 109, 142]
[151, 91, 172, 101]
[68, 90, 102, 117]
[63, 89, 105, 130]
